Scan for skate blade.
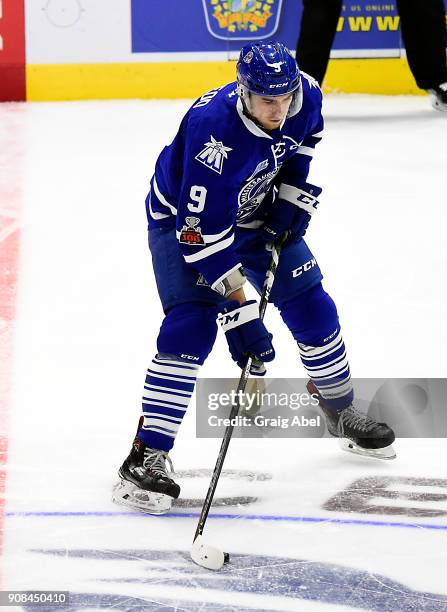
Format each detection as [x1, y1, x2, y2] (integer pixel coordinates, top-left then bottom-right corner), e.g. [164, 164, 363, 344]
[112, 479, 173, 515]
[339, 439, 396, 461]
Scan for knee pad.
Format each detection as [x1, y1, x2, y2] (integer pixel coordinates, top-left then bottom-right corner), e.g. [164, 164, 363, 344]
[280, 283, 339, 346]
[156, 302, 218, 365]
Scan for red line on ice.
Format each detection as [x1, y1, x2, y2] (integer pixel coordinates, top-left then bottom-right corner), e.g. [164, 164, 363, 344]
[0, 196, 21, 573]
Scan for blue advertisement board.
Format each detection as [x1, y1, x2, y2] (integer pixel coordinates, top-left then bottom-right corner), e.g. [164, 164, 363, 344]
[131, 1, 447, 57]
[131, 0, 298, 53]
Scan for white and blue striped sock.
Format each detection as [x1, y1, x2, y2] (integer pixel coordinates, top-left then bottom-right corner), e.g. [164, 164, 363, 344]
[138, 354, 199, 452]
[298, 329, 354, 410]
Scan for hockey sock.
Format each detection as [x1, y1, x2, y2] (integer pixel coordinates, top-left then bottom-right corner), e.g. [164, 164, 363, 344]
[139, 354, 199, 452]
[280, 283, 353, 410]
[298, 328, 353, 410]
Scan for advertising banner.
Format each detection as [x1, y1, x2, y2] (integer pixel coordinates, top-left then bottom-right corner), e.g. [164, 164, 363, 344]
[131, 1, 409, 58]
[24, 0, 447, 64]
[21, 0, 447, 100]
[333, 3, 401, 56]
[0, 0, 26, 101]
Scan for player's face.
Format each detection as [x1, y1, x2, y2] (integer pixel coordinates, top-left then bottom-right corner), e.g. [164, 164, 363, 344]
[250, 92, 293, 129]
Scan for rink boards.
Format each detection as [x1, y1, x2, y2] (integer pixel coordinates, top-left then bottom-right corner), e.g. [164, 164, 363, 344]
[2, 0, 447, 100]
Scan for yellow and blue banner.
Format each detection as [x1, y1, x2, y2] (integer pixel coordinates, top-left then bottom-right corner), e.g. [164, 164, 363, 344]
[14, 0, 447, 101]
[131, 0, 412, 57]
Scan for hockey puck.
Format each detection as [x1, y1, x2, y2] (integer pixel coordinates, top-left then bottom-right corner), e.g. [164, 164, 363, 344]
[223, 552, 230, 564]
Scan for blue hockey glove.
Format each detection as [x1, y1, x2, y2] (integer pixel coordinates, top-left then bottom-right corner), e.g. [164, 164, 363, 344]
[261, 182, 322, 244]
[217, 300, 275, 376]
[262, 203, 311, 243]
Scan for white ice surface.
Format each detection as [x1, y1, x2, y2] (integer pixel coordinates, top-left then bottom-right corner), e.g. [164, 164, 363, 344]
[2, 95, 447, 611]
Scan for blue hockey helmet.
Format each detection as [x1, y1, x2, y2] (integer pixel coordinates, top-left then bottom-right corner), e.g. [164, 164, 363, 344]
[236, 40, 301, 98]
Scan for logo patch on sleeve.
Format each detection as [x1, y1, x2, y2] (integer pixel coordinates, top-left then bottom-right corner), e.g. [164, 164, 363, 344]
[179, 217, 205, 245]
[195, 136, 232, 175]
[196, 273, 210, 287]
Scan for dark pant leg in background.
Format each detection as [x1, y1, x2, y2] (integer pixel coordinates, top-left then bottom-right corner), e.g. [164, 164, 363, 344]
[296, 0, 342, 85]
[397, 0, 447, 89]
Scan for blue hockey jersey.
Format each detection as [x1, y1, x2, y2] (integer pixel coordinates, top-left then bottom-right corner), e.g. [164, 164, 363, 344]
[146, 73, 324, 292]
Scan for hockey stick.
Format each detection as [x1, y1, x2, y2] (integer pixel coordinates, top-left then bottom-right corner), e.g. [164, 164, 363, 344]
[190, 234, 287, 570]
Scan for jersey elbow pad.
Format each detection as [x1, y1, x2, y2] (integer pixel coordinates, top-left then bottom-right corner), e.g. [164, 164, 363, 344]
[212, 265, 246, 297]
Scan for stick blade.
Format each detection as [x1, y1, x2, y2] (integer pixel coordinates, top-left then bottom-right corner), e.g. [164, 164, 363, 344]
[190, 535, 226, 570]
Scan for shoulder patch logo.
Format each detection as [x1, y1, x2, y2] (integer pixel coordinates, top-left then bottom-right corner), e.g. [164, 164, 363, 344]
[195, 136, 232, 175]
[196, 273, 210, 287]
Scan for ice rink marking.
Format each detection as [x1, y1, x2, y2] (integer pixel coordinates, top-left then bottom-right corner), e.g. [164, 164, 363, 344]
[6, 511, 447, 531]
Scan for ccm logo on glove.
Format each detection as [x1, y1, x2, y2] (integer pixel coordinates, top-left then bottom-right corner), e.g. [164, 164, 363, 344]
[218, 303, 258, 331]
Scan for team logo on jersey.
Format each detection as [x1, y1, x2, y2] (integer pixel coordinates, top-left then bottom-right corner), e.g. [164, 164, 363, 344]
[195, 136, 232, 175]
[237, 168, 279, 223]
[202, 0, 283, 40]
[247, 159, 269, 181]
[179, 217, 205, 246]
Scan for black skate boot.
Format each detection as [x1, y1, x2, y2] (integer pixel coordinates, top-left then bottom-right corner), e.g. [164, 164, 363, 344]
[427, 82, 447, 112]
[112, 417, 180, 514]
[307, 381, 396, 460]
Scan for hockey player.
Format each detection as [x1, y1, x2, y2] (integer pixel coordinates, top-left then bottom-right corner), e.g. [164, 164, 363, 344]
[112, 41, 396, 515]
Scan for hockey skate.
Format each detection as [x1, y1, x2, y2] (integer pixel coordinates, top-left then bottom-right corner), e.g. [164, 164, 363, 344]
[427, 82, 447, 112]
[307, 381, 396, 460]
[112, 418, 180, 514]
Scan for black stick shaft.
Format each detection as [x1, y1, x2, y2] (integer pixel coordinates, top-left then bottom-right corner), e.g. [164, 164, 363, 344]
[193, 236, 286, 541]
